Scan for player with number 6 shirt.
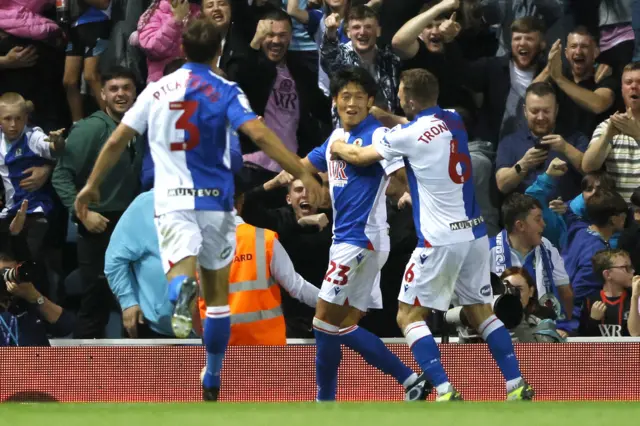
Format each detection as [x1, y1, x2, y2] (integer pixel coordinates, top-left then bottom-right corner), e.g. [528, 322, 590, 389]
[74, 18, 321, 402]
[330, 68, 535, 401]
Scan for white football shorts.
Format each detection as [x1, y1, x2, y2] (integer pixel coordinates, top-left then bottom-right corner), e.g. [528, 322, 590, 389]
[398, 236, 492, 311]
[154, 210, 236, 273]
[318, 242, 387, 312]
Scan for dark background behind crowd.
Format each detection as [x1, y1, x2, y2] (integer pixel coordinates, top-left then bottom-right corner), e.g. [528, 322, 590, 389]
[1, 0, 640, 344]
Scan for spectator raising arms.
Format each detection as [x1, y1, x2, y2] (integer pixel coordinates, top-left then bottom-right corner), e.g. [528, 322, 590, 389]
[135, 0, 200, 83]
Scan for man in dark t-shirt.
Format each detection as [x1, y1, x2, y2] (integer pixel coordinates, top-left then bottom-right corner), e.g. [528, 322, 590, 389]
[389, 0, 470, 110]
[539, 27, 617, 138]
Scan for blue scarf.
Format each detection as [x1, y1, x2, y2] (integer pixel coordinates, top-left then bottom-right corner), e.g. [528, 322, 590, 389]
[493, 230, 565, 319]
[0, 312, 19, 346]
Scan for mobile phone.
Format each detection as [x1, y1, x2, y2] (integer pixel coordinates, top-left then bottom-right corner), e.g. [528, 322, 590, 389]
[534, 140, 551, 151]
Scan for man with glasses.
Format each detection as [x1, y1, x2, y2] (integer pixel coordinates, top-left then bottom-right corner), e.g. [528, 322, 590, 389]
[580, 249, 635, 337]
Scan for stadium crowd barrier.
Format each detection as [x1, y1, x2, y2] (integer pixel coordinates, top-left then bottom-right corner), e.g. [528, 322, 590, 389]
[1, 338, 638, 402]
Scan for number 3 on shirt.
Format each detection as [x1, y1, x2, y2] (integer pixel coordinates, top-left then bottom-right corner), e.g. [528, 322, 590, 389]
[170, 101, 200, 151]
[448, 138, 472, 184]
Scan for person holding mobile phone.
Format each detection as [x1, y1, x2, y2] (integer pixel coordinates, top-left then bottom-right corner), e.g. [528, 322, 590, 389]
[496, 82, 589, 201]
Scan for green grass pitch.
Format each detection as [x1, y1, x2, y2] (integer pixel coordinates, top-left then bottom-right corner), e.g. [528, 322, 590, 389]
[1, 402, 639, 426]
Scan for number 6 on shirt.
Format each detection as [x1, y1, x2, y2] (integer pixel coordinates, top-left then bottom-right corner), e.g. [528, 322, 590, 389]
[448, 138, 472, 184]
[170, 101, 200, 151]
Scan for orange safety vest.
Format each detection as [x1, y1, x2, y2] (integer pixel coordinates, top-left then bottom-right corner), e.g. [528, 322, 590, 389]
[198, 223, 286, 345]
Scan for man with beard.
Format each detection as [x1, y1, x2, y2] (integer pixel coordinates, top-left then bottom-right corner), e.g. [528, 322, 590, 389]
[466, 16, 547, 145]
[201, 0, 256, 74]
[329, 68, 535, 401]
[583, 62, 640, 204]
[227, 8, 330, 186]
[537, 27, 617, 137]
[496, 82, 588, 201]
[52, 67, 143, 338]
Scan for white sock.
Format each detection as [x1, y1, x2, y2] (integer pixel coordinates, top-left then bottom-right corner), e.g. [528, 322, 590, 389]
[402, 372, 419, 389]
[436, 382, 452, 396]
[506, 377, 523, 393]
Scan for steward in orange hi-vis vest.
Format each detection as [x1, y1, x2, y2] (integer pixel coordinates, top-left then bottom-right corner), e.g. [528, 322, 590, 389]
[197, 219, 320, 345]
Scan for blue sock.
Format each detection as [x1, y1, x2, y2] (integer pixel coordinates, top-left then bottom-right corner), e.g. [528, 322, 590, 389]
[167, 275, 188, 304]
[404, 321, 449, 388]
[202, 306, 231, 389]
[341, 325, 415, 387]
[313, 318, 342, 401]
[479, 315, 522, 383]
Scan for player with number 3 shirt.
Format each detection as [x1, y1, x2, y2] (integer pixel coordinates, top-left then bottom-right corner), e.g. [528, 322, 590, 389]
[331, 69, 534, 401]
[74, 19, 320, 402]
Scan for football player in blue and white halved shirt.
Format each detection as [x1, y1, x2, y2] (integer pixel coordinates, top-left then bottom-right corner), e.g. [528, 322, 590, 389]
[74, 19, 321, 401]
[291, 67, 429, 402]
[330, 68, 535, 401]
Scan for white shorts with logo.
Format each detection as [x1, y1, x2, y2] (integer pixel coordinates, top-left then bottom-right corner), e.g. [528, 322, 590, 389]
[318, 243, 387, 312]
[398, 236, 492, 311]
[154, 210, 236, 273]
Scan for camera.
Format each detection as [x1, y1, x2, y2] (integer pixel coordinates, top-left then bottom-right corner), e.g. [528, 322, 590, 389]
[0, 262, 36, 286]
[444, 276, 524, 330]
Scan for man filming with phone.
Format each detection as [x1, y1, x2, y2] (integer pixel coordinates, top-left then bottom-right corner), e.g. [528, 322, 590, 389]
[496, 82, 588, 201]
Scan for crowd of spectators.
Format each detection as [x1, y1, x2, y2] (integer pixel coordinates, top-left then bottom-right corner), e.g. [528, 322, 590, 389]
[1, 0, 640, 345]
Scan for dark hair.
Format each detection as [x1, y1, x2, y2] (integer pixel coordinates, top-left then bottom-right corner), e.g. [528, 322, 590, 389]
[591, 248, 630, 284]
[511, 16, 545, 34]
[585, 190, 628, 227]
[182, 18, 221, 64]
[261, 8, 293, 27]
[581, 170, 616, 193]
[288, 173, 323, 192]
[502, 193, 543, 234]
[631, 186, 640, 208]
[347, 5, 378, 24]
[400, 68, 439, 105]
[500, 267, 538, 311]
[329, 66, 377, 98]
[101, 66, 137, 86]
[525, 82, 557, 100]
[568, 25, 598, 43]
[163, 58, 187, 76]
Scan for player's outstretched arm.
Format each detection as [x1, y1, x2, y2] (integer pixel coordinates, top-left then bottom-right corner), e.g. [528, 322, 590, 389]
[74, 124, 138, 220]
[330, 140, 383, 167]
[239, 118, 321, 204]
[370, 106, 409, 128]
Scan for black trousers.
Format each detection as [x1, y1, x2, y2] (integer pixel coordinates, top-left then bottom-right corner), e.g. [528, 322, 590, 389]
[73, 215, 121, 338]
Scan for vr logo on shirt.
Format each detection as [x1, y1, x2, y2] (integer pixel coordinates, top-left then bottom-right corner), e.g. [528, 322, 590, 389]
[329, 160, 348, 187]
[167, 188, 221, 197]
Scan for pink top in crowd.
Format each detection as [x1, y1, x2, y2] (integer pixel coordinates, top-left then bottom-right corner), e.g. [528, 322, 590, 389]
[0, 0, 60, 41]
